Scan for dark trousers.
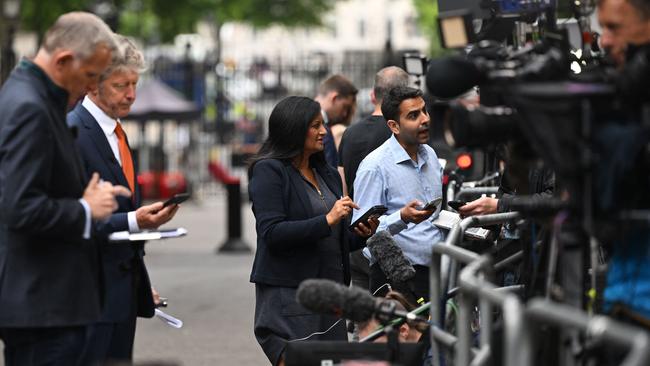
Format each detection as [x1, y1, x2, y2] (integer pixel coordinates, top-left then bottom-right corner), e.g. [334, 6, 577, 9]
[80, 258, 141, 365]
[0, 326, 86, 366]
[369, 263, 430, 304]
[349, 251, 370, 290]
[79, 318, 137, 365]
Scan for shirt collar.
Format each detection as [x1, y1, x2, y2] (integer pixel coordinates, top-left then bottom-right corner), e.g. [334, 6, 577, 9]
[387, 134, 429, 166]
[82, 96, 119, 136]
[19, 58, 68, 111]
[321, 109, 329, 125]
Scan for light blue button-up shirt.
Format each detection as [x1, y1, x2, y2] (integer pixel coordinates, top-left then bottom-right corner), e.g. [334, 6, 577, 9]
[353, 134, 444, 266]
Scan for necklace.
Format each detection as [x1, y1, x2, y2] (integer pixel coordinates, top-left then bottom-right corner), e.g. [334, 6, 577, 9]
[295, 166, 328, 209]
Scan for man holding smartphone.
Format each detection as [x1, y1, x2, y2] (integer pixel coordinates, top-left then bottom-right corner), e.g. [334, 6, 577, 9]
[67, 35, 179, 363]
[353, 86, 444, 300]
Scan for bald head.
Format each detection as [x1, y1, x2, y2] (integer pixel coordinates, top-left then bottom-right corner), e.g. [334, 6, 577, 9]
[42, 12, 117, 60]
[373, 66, 410, 105]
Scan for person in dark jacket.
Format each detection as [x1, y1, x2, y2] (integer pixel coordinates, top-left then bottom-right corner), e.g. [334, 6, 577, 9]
[68, 34, 179, 364]
[0, 12, 130, 366]
[248, 96, 378, 365]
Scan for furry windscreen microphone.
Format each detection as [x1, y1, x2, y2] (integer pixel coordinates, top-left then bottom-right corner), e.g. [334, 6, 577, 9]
[367, 231, 415, 283]
[296, 279, 376, 322]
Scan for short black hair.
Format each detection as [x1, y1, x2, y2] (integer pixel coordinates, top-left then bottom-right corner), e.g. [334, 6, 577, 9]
[381, 86, 423, 123]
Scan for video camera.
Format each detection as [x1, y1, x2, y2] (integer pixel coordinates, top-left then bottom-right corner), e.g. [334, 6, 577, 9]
[427, 0, 650, 221]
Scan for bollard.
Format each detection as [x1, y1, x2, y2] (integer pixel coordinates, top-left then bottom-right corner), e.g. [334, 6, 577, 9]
[208, 161, 251, 253]
[217, 180, 251, 253]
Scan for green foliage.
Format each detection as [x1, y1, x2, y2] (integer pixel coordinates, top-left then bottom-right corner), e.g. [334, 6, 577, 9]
[411, 0, 447, 57]
[19, 0, 337, 44]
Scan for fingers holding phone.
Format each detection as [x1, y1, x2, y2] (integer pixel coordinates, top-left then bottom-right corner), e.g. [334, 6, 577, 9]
[401, 199, 439, 224]
[136, 201, 180, 230]
[458, 197, 498, 217]
[353, 216, 379, 238]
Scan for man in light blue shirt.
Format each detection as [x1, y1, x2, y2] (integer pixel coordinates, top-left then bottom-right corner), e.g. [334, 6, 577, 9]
[352, 86, 444, 300]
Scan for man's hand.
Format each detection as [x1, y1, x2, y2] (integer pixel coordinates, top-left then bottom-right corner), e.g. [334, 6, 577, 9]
[152, 286, 162, 307]
[136, 201, 179, 230]
[400, 200, 436, 224]
[458, 196, 498, 217]
[83, 173, 131, 221]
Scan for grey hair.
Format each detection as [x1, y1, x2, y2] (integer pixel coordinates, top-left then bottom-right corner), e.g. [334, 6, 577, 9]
[42, 12, 117, 60]
[100, 34, 146, 81]
[374, 66, 410, 103]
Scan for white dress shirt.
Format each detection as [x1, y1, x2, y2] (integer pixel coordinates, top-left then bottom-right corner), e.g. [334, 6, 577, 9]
[82, 96, 140, 232]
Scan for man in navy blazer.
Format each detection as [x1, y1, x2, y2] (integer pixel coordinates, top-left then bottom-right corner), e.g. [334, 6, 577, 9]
[68, 35, 179, 363]
[0, 13, 132, 366]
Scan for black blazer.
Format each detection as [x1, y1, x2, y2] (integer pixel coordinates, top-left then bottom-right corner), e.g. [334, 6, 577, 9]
[0, 62, 101, 327]
[248, 158, 365, 287]
[68, 103, 155, 321]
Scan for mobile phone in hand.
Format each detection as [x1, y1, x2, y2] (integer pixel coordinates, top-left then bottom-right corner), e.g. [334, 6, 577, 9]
[348, 205, 388, 232]
[418, 197, 442, 211]
[448, 200, 467, 211]
[162, 193, 190, 208]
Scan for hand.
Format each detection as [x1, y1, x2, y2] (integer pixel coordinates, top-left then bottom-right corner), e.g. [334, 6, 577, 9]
[326, 196, 359, 226]
[83, 173, 131, 221]
[400, 200, 436, 224]
[152, 286, 161, 306]
[458, 197, 498, 217]
[136, 201, 179, 230]
[353, 217, 379, 238]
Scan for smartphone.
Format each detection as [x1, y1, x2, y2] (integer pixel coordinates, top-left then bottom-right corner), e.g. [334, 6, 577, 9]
[163, 193, 190, 208]
[349, 205, 388, 232]
[418, 197, 442, 211]
[448, 200, 467, 211]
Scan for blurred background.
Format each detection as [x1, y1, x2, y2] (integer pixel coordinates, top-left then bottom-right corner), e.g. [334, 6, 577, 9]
[0, 1, 442, 364]
[0, 0, 442, 198]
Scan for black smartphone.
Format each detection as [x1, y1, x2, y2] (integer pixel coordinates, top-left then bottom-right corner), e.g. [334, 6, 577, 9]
[163, 193, 190, 207]
[348, 205, 388, 232]
[448, 200, 467, 211]
[418, 197, 442, 211]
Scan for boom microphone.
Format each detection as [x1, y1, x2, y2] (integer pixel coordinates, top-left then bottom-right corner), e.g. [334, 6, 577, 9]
[296, 279, 428, 324]
[367, 231, 415, 284]
[425, 56, 484, 99]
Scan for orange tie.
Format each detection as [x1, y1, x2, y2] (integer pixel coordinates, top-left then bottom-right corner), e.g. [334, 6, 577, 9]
[114, 123, 135, 194]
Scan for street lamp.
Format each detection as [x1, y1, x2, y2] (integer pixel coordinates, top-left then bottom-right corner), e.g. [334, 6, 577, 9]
[1, 0, 21, 85]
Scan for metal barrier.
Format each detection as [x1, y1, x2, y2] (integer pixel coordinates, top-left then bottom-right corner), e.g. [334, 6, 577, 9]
[428, 208, 650, 366]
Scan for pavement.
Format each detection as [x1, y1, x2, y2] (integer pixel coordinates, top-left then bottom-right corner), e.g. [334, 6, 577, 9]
[0, 190, 270, 366]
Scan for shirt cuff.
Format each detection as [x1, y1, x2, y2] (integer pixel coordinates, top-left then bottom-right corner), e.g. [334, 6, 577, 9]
[78, 199, 91, 240]
[127, 211, 140, 232]
[384, 209, 408, 236]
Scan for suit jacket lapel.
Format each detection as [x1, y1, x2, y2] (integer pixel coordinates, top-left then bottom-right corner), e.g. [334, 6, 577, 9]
[77, 105, 133, 197]
[286, 162, 315, 218]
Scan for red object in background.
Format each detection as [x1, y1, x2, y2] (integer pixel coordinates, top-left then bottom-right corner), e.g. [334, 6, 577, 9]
[208, 161, 240, 185]
[137, 171, 188, 200]
[456, 153, 473, 170]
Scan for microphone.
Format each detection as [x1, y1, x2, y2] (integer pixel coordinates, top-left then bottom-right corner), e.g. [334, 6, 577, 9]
[367, 230, 415, 284]
[425, 56, 484, 99]
[296, 279, 428, 324]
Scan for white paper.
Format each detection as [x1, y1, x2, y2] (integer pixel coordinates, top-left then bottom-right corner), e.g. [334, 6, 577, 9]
[155, 309, 183, 329]
[108, 228, 188, 242]
[432, 210, 491, 240]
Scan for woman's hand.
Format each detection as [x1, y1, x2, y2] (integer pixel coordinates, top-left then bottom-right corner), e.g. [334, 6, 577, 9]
[353, 217, 379, 238]
[326, 196, 359, 226]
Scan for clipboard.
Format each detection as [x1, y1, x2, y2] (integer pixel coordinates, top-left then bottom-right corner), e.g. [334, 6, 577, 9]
[432, 210, 491, 240]
[108, 228, 188, 242]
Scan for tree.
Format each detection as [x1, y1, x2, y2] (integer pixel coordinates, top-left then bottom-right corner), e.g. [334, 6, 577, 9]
[411, 0, 446, 57]
[19, 0, 338, 44]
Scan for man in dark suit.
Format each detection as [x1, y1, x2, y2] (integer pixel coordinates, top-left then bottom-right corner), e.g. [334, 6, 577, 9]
[68, 35, 179, 363]
[0, 12, 130, 366]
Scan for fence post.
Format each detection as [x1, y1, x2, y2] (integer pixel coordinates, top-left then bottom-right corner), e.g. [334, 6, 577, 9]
[209, 162, 251, 253]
